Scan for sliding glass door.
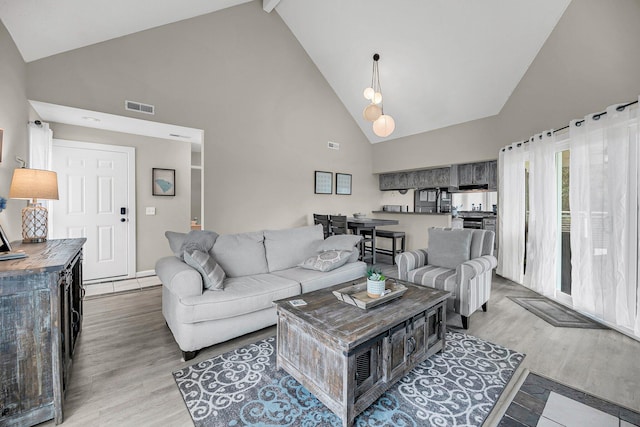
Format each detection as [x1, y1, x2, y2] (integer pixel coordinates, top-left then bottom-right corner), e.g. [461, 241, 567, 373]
[557, 149, 572, 300]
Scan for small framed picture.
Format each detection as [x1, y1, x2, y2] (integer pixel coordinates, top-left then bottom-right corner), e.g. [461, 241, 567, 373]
[152, 168, 176, 196]
[336, 173, 352, 195]
[314, 171, 333, 194]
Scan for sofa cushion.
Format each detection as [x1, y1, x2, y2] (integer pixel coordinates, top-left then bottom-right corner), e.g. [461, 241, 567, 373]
[184, 250, 225, 291]
[177, 273, 300, 323]
[299, 250, 353, 272]
[180, 230, 219, 258]
[316, 234, 362, 252]
[428, 228, 472, 269]
[408, 264, 458, 312]
[264, 225, 324, 272]
[273, 260, 367, 294]
[165, 231, 187, 258]
[211, 231, 268, 277]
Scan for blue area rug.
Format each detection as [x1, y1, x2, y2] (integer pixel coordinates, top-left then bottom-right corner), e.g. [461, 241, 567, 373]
[173, 332, 525, 426]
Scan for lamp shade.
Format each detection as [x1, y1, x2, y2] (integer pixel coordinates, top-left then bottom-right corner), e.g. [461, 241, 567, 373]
[9, 168, 59, 201]
[373, 114, 396, 137]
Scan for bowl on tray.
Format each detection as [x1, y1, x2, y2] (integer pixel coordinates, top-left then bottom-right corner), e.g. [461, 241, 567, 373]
[352, 213, 366, 219]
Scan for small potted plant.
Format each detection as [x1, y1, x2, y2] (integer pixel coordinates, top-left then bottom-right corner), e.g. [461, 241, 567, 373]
[366, 268, 386, 299]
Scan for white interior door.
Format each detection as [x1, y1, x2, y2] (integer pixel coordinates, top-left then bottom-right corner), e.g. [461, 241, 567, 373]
[52, 140, 136, 282]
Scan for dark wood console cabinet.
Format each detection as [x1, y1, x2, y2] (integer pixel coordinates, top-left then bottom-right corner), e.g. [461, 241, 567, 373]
[0, 238, 86, 426]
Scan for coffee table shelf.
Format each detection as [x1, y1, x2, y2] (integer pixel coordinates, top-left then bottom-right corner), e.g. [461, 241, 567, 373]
[274, 279, 450, 427]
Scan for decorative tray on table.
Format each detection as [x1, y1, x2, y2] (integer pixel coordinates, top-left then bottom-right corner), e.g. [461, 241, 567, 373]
[333, 279, 407, 309]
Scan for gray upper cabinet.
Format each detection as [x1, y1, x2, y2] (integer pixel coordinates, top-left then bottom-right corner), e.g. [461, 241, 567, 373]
[379, 172, 408, 190]
[457, 163, 474, 186]
[457, 161, 497, 188]
[488, 161, 498, 190]
[379, 161, 496, 191]
[379, 167, 452, 190]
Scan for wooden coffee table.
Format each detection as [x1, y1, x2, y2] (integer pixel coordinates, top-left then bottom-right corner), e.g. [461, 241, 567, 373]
[274, 278, 451, 427]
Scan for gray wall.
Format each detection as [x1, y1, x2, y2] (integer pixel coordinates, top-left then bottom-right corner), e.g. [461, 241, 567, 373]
[48, 123, 191, 272]
[25, 1, 379, 238]
[0, 21, 28, 242]
[372, 0, 640, 173]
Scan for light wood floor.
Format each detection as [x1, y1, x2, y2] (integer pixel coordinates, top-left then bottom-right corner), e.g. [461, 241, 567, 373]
[43, 270, 640, 426]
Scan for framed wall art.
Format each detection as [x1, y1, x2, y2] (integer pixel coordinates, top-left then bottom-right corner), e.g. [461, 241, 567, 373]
[153, 168, 176, 196]
[314, 171, 333, 194]
[335, 173, 352, 195]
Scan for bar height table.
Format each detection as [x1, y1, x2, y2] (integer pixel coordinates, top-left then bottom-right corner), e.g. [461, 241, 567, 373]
[347, 217, 399, 264]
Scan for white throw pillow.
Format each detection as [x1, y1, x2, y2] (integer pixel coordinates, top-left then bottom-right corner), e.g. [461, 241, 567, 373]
[298, 250, 353, 272]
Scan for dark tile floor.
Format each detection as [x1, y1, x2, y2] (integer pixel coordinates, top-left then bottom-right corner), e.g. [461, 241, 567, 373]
[499, 372, 640, 427]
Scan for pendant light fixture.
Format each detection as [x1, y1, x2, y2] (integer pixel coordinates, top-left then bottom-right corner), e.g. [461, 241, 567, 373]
[363, 53, 395, 138]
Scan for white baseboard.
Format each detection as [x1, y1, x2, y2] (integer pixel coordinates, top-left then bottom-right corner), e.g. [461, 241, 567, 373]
[136, 269, 156, 278]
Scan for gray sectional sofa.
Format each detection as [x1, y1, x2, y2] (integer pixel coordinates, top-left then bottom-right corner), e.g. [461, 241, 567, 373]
[155, 224, 366, 360]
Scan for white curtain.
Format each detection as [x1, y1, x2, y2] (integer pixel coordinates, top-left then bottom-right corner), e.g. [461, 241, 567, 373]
[28, 121, 52, 169]
[497, 142, 526, 284]
[524, 131, 557, 297]
[570, 101, 639, 336]
[27, 121, 54, 237]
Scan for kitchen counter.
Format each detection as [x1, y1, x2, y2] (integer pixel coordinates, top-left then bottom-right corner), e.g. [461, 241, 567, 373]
[456, 211, 496, 217]
[372, 211, 451, 216]
[370, 212, 451, 252]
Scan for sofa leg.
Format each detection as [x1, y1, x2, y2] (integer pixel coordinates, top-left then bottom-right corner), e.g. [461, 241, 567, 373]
[461, 316, 469, 329]
[482, 302, 488, 312]
[182, 350, 198, 361]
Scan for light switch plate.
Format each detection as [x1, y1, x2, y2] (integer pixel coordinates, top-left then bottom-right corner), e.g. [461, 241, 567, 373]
[145, 207, 156, 215]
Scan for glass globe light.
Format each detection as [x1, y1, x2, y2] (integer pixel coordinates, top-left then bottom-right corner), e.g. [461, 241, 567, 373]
[362, 104, 382, 122]
[373, 114, 395, 137]
[363, 87, 374, 100]
[372, 92, 383, 105]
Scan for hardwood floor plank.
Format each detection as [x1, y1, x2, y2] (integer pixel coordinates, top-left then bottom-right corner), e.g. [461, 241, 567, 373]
[39, 274, 640, 426]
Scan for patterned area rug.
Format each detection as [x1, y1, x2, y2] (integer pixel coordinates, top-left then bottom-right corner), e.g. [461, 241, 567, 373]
[507, 296, 608, 329]
[173, 332, 524, 426]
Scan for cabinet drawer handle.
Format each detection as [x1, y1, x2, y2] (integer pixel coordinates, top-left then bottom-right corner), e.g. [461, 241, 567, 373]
[407, 337, 416, 355]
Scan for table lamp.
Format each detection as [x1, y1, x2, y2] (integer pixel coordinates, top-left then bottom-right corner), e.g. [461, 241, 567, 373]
[9, 168, 59, 243]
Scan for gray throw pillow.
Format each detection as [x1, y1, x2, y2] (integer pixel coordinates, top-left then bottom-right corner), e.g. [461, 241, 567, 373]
[298, 250, 353, 272]
[316, 234, 362, 252]
[179, 230, 219, 259]
[428, 228, 472, 270]
[165, 231, 187, 258]
[184, 250, 226, 291]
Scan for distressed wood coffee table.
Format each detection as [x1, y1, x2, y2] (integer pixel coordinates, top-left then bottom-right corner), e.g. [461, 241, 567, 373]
[274, 278, 450, 427]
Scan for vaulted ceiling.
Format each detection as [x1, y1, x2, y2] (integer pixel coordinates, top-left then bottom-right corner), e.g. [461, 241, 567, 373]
[0, 0, 571, 143]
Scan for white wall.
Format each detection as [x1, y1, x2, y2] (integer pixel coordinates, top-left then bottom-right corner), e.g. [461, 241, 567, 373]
[0, 21, 28, 242]
[25, 2, 379, 236]
[372, 0, 640, 173]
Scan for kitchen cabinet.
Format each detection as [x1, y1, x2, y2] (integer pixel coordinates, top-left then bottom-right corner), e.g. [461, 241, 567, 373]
[379, 167, 452, 190]
[0, 239, 86, 426]
[488, 160, 498, 190]
[457, 161, 497, 189]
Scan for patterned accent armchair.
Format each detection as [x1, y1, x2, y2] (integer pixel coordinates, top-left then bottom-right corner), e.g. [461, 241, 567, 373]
[396, 227, 497, 329]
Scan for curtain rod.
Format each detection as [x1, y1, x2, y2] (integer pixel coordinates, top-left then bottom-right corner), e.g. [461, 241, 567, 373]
[502, 99, 638, 152]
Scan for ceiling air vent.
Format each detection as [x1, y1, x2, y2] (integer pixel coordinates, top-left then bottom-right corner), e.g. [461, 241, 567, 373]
[328, 141, 340, 150]
[125, 100, 155, 115]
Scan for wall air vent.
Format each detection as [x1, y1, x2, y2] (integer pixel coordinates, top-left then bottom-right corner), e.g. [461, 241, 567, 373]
[125, 100, 155, 115]
[328, 141, 340, 150]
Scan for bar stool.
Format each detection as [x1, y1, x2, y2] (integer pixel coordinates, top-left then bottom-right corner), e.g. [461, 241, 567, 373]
[313, 214, 330, 238]
[349, 224, 376, 264]
[374, 230, 406, 265]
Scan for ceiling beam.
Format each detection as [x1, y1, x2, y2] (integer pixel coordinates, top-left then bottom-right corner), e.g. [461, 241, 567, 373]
[263, 0, 281, 13]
